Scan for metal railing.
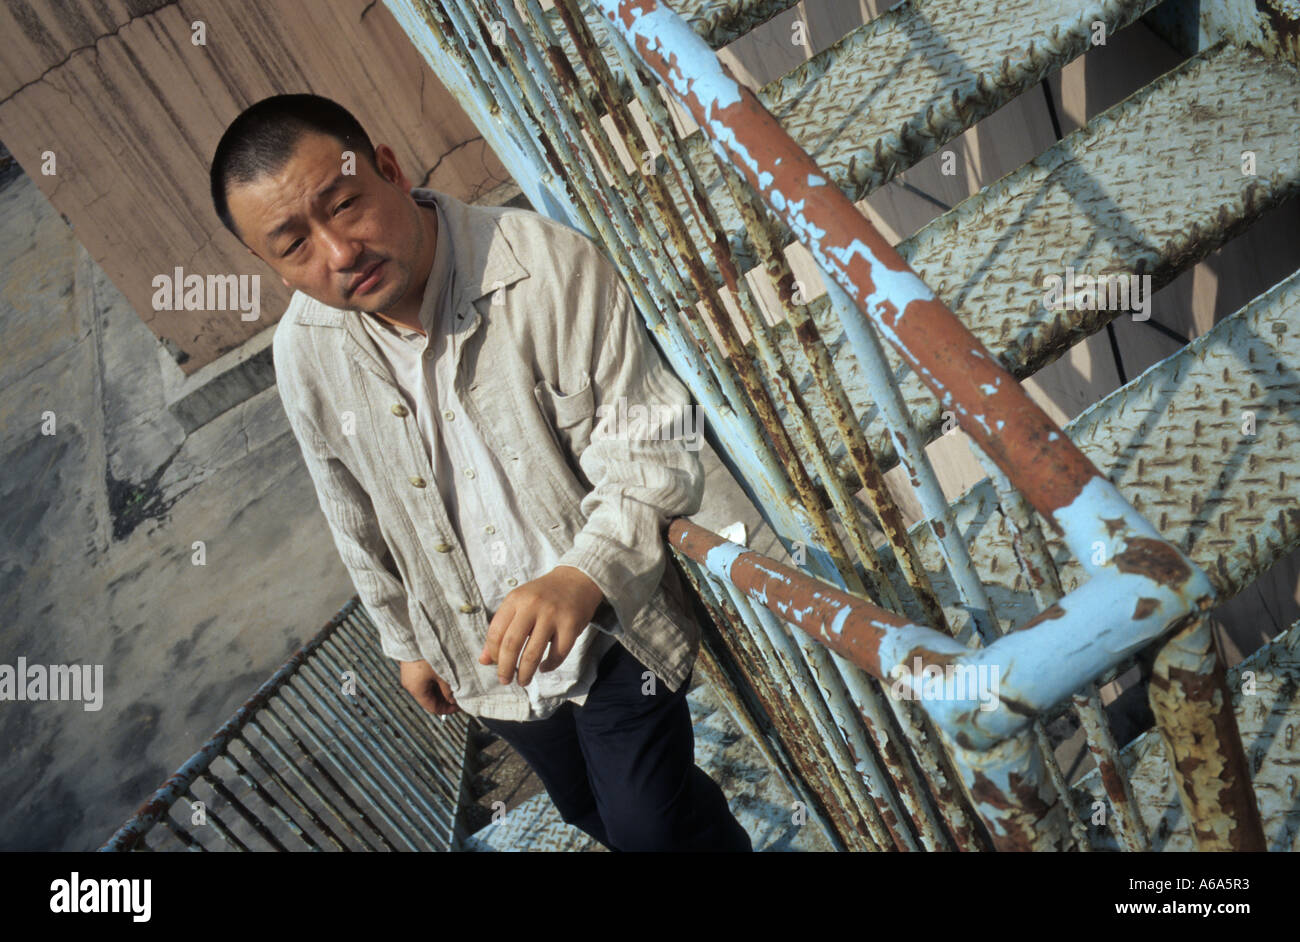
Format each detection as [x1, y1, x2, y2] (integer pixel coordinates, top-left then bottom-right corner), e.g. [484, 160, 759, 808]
[102, 599, 472, 852]
[383, 0, 1296, 851]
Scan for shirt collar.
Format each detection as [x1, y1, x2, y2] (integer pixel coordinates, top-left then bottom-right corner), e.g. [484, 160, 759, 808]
[415, 196, 452, 337]
[410, 187, 529, 311]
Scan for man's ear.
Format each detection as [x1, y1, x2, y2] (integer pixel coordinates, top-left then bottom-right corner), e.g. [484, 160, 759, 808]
[372, 143, 410, 191]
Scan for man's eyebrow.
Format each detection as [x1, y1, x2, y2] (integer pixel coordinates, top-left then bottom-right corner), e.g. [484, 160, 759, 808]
[265, 173, 352, 243]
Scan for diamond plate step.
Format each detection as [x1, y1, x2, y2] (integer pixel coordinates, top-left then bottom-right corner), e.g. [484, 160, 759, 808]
[460, 679, 833, 851]
[1071, 622, 1300, 851]
[641, 0, 1160, 282]
[898, 266, 1300, 639]
[549, 0, 801, 83]
[758, 40, 1300, 484]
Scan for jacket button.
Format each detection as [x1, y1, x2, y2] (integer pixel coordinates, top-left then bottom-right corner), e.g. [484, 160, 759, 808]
[409, 475, 427, 488]
[391, 403, 409, 417]
[458, 602, 479, 614]
[433, 542, 453, 553]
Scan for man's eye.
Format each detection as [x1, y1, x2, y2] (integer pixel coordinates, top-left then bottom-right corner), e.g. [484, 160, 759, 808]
[335, 197, 358, 213]
[282, 239, 303, 258]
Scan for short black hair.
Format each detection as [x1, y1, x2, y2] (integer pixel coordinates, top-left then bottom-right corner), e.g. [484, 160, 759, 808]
[210, 94, 378, 245]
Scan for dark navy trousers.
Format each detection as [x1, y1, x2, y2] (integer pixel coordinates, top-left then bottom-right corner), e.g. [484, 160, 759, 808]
[477, 639, 753, 852]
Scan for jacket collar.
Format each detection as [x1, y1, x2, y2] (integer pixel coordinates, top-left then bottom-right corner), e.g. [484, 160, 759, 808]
[414, 187, 531, 312]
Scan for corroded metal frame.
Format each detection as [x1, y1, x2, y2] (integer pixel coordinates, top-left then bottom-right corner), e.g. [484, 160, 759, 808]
[591, 0, 1263, 851]
[101, 599, 471, 852]
[383, 0, 1281, 852]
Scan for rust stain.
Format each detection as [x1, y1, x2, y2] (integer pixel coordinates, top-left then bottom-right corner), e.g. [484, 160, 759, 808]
[1149, 623, 1267, 851]
[1098, 759, 1126, 801]
[1257, 0, 1300, 41]
[970, 770, 1013, 810]
[997, 694, 1035, 717]
[1010, 602, 1067, 634]
[1112, 537, 1193, 588]
[968, 769, 1061, 852]
[1133, 597, 1160, 620]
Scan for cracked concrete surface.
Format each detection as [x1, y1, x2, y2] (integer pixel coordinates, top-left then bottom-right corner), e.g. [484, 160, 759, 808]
[0, 164, 420, 850]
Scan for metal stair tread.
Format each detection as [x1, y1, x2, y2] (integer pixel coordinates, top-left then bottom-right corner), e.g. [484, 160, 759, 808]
[751, 41, 1300, 488]
[896, 267, 1300, 640]
[638, 0, 1160, 285]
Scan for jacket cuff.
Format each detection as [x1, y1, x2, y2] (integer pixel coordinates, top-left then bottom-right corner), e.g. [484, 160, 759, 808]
[373, 611, 425, 662]
[558, 529, 664, 636]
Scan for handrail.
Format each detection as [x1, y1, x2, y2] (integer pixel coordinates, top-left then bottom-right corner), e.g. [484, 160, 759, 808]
[591, 0, 1263, 850]
[669, 518, 1173, 746]
[589, 0, 1208, 698]
[384, 0, 1274, 852]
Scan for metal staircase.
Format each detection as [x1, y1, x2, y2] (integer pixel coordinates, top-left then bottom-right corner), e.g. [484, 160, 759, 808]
[103, 0, 1299, 853]
[377, 0, 1300, 851]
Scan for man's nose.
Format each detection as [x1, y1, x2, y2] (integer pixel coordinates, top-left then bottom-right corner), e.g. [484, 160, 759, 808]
[320, 226, 364, 270]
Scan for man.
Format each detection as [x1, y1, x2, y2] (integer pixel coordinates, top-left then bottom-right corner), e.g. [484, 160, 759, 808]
[209, 94, 751, 852]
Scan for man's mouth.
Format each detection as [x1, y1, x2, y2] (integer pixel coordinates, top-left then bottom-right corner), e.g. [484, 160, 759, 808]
[350, 260, 386, 295]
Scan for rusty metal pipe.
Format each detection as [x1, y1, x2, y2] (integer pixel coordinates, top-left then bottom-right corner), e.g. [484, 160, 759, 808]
[668, 518, 1213, 751]
[1148, 617, 1267, 851]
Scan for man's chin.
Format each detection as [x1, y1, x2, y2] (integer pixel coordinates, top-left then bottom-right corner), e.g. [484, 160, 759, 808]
[306, 284, 402, 314]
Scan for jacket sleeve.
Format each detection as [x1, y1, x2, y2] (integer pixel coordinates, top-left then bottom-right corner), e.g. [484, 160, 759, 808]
[278, 365, 425, 664]
[555, 252, 706, 636]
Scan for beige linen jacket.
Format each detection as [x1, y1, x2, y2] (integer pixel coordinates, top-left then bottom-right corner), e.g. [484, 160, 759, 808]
[271, 187, 706, 720]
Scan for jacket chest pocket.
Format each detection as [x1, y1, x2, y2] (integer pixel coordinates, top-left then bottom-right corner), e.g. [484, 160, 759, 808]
[533, 374, 596, 470]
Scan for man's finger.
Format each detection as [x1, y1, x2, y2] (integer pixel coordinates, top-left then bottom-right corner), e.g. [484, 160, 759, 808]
[514, 621, 556, 688]
[540, 625, 578, 673]
[435, 676, 457, 703]
[495, 611, 535, 685]
[411, 683, 445, 714]
[433, 678, 459, 713]
[481, 599, 515, 665]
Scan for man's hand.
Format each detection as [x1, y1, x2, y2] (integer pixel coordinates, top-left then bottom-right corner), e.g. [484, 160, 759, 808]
[479, 565, 605, 687]
[400, 659, 461, 715]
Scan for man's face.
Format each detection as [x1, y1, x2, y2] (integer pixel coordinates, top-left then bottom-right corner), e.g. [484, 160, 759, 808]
[226, 130, 427, 314]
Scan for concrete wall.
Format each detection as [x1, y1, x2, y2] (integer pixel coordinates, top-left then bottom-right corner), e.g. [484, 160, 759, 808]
[0, 0, 512, 374]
